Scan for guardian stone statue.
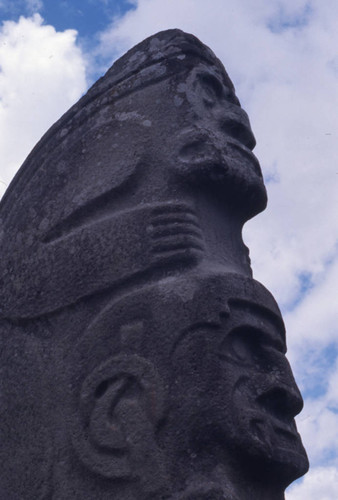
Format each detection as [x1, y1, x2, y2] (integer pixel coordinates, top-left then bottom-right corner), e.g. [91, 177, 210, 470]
[0, 29, 308, 499]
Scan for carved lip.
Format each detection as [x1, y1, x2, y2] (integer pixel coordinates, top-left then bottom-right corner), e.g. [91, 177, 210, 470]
[248, 404, 300, 436]
[178, 135, 262, 179]
[272, 418, 299, 440]
[252, 412, 300, 444]
[249, 413, 309, 474]
[225, 139, 262, 178]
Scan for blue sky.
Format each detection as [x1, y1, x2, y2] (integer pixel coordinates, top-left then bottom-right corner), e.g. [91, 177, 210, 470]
[0, 1, 337, 497]
[0, 0, 136, 79]
[0, 0, 134, 33]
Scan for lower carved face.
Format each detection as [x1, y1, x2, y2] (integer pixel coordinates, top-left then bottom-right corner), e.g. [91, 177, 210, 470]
[172, 298, 308, 483]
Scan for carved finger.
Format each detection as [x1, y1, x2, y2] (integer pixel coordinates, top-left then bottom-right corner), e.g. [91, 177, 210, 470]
[150, 212, 200, 227]
[151, 247, 203, 266]
[150, 202, 197, 217]
[151, 234, 204, 253]
[150, 223, 203, 240]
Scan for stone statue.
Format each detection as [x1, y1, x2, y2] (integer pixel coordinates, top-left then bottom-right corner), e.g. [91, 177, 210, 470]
[0, 30, 308, 499]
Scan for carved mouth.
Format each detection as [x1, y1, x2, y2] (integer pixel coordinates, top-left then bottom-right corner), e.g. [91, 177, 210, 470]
[271, 417, 298, 441]
[177, 132, 262, 180]
[249, 411, 301, 452]
[233, 378, 305, 459]
[226, 140, 262, 178]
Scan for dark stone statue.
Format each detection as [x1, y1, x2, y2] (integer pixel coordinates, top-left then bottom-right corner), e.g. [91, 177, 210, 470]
[0, 30, 308, 499]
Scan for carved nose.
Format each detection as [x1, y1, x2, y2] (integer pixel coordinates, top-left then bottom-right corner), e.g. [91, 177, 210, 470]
[221, 118, 256, 150]
[257, 385, 304, 420]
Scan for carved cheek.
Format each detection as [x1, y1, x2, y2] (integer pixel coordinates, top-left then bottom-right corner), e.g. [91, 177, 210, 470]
[172, 332, 225, 402]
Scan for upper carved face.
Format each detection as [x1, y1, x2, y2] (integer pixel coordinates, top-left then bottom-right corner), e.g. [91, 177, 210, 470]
[170, 62, 267, 216]
[116, 59, 268, 217]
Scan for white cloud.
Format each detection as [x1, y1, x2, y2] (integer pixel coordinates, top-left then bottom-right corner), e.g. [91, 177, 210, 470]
[297, 397, 338, 466]
[0, 177, 7, 198]
[286, 466, 338, 500]
[0, 0, 43, 15]
[25, 0, 43, 14]
[326, 361, 338, 408]
[286, 256, 338, 350]
[0, 14, 87, 190]
[292, 356, 338, 467]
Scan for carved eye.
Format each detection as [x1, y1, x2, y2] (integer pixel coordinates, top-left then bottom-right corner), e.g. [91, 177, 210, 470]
[197, 73, 240, 108]
[199, 73, 223, 105]
[218, 327, 279, 367]
[222, 86, 240, 106]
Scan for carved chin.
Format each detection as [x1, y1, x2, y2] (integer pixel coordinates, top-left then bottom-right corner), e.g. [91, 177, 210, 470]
[232, 406, 309, 480]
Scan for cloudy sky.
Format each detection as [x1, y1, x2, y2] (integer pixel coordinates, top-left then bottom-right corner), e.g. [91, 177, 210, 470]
[0, 0, 337, 497]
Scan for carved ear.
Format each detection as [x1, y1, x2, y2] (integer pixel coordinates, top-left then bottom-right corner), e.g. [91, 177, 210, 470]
[72, 354, 166, 484]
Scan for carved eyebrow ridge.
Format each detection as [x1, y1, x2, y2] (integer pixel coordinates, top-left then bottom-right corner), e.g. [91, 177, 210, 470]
[229, 298, 285, 343]
[171, 320, 225, 357]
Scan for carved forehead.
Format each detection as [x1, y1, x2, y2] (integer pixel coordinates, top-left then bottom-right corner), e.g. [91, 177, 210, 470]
[73, 273, 283, 365]
[101, 28, 234, 93]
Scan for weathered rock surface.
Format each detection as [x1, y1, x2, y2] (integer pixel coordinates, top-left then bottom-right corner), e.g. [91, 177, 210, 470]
[0, 29, 308, 499]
